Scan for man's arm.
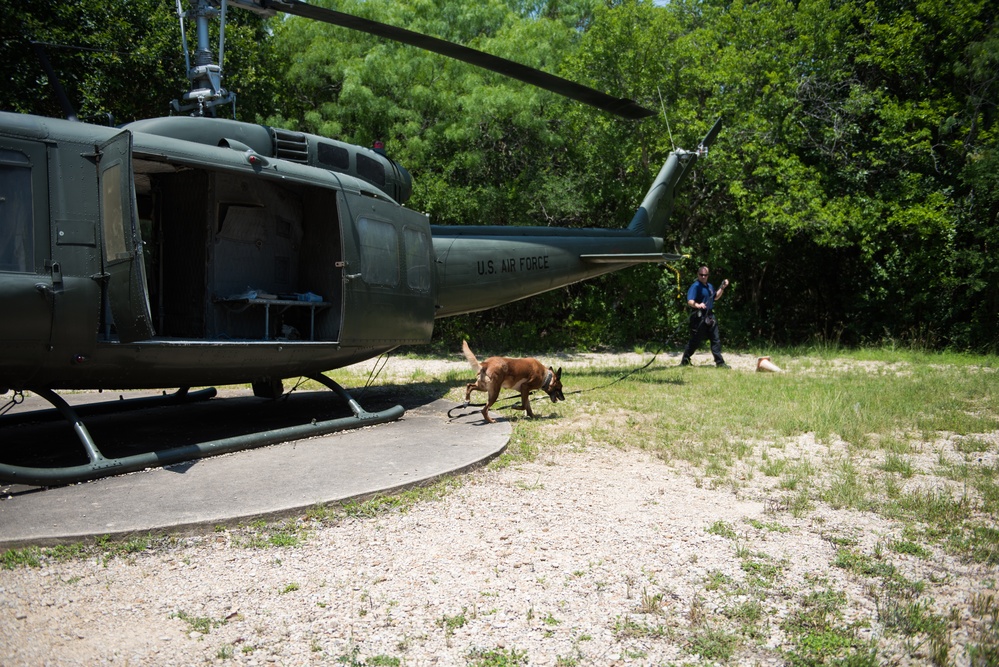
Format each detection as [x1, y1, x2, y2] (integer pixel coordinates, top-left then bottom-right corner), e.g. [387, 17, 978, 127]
[715, 279, 730, 301]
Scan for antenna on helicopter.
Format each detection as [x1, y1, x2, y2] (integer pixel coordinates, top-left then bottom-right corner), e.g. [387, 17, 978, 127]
[172, 0, 238, 116]
[657, 86, 676, 153]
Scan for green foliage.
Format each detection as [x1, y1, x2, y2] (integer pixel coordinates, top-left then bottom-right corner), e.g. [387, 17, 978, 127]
[0, 0, 277, 124]
[4, 0, 994, 350]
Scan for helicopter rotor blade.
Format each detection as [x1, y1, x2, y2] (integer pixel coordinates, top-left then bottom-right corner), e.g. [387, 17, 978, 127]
[248, 0, 654, 119]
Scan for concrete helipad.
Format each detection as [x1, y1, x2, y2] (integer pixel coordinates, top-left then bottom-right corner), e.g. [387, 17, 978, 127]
[0, 388, 510, 549]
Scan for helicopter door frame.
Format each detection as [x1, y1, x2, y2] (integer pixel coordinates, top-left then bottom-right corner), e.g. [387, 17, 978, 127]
[338, 195, 435, 346]
[97, 130, 154, 343]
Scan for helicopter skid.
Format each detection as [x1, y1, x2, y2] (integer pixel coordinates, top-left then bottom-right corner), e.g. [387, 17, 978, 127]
[0, 380, 404, 487]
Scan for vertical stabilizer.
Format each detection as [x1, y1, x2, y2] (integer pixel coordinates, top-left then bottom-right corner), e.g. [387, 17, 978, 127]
[627, 118, 722, 238]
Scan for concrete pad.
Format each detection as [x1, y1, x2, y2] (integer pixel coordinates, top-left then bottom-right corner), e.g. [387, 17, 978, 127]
[0, 392, 510, 548]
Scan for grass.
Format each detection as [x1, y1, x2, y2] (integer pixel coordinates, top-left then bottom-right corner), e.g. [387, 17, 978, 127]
[3, 347, 996, 665]
[495, 347, 997, 664]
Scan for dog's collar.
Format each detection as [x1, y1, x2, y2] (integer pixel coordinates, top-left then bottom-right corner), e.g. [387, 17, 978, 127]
[541, 369, 553, 391]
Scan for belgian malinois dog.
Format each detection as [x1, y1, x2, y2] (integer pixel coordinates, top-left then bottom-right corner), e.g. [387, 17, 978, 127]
[462, 340, 564, 423]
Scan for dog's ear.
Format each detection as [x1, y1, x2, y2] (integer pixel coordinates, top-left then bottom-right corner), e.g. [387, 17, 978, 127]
[555, 367, 562, 380]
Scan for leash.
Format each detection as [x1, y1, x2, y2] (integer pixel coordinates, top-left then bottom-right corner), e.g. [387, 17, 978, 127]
[448, 264, 692, 420]
[446, 318, 689, 420]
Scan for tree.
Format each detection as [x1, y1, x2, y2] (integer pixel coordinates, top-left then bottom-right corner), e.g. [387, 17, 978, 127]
[0, 0, 277, 125]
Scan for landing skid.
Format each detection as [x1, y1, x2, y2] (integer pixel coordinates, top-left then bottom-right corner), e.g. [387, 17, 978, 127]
[0, 378, 404, 487]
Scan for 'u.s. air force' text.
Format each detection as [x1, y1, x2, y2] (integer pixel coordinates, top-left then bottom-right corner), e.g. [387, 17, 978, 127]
[476, 255, 550, 276]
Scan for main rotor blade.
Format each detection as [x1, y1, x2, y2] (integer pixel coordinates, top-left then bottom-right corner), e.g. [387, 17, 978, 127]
[256, 0, 655, 119]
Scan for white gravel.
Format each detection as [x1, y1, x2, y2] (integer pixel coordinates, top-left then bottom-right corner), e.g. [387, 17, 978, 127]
[1, 352, 996, 666]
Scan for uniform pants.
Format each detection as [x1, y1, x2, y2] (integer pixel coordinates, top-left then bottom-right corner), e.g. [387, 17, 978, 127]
[681, 312, 725, 365]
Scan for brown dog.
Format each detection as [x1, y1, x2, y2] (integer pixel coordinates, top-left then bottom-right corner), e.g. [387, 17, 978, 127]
[462, 340, 564, 423]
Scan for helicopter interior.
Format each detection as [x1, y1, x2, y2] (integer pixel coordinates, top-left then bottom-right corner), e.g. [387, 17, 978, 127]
[133, 160, 344, 344]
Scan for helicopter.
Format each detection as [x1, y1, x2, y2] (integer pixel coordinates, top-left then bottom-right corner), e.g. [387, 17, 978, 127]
[0, 0, 720, 486]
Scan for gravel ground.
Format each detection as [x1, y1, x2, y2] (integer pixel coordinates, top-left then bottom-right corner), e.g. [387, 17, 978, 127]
[1, 352, 996, 666]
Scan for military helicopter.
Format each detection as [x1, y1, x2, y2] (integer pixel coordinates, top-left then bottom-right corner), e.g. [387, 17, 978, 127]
[0, 0, 720, 486]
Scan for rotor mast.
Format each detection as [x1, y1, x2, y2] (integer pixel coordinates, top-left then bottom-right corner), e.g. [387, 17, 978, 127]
[173, 0, 237, 116]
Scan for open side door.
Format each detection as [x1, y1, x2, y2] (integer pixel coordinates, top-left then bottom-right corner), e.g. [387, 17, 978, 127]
[98, 130, 153, 343]
[339, 194, 435, 346]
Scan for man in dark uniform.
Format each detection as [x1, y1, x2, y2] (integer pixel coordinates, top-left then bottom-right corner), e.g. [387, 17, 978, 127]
[679, 266, 730, 367]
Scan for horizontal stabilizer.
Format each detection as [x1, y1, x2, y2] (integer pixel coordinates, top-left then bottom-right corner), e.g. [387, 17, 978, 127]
[580, 252, 683, 264]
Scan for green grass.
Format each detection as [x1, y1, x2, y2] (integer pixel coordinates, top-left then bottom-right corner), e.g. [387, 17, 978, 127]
[4, 347, 996, 666]
[500, 349, 996, 555]
[491, 347, 997, 664]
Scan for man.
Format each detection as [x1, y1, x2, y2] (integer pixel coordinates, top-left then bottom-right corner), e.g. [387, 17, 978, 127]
[679, 266, 730, 367]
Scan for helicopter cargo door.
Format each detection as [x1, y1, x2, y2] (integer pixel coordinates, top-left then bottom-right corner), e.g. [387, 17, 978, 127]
[339, 196, 435, 346]
[97, 131, 153, 343]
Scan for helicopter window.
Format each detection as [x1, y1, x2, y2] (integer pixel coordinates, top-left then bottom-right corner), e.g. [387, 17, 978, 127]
[100, 162, 128, 261]
[318, 143, 349, 170]
[403, 227, 431, 293]
[357, 217, 399, 287]
[356, 154, 386, 187]
[0, 150, 33, 273]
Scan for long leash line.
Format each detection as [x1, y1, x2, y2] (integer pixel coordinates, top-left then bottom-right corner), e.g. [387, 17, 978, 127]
[448, 262, 690, 420]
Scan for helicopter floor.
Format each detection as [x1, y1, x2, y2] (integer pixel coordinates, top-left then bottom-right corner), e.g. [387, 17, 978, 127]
[0, 389, 511, 548]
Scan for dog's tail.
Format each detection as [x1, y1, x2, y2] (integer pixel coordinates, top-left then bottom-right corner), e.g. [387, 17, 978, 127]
[461, 339, 481, 371]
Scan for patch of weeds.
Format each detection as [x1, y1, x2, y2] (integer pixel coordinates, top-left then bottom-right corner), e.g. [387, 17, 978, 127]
[514, 474, 545, 491]
[704, 570, 733, 592]
[232, 520, 306, 549]
[687, 624, 739, 662]
[746, 518, 791, 533]
[707, 520, 737, 540]
[10, 533, 166, 567]
[466, 646, 528, 666]
[791, 589, 847, 632]
[1, 547, 42, 569]
[781, 471, 803, 490]
[336, 645, 364, 666]
[95, 533, 152, 557]
[280, 582, 300, 594]
[888, 539, 931, 559]
[367, 656, 401, 666]
[438, 609, 467, 647]
[834, 547, 901, 581]
[956, 436, 992, 455]
[880, 453, 915, 478]
[822, 458, 872, 511]
[821, 532, 858, 548]
[781, 588, 878, 666]
[948, 522, 999, 566]
[740, 553, 784, 587]
[688, 595, 706, 627]
[637, 588, 666, 615]
[313, 476, 465, 523]
[788, 490, 814, 517]
[967, 590, 999, 666]
[726, 599, 765, 624]
[613, 615, 670, 640]
[785, 629, 878, 667]
[761, 456, 790, 477]
[171, 609, 228, 635]
[216, 644, 234, 659]
[877, 596, 947, 638]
